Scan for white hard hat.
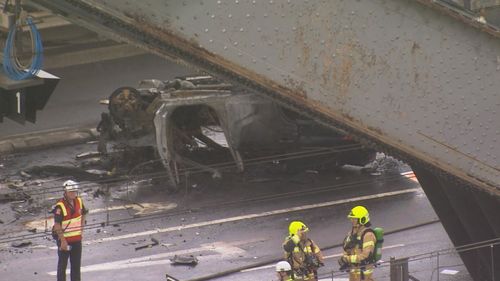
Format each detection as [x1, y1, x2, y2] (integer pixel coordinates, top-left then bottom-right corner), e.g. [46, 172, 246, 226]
[276, 261, 291, 272]
[63, 180, 79, 192]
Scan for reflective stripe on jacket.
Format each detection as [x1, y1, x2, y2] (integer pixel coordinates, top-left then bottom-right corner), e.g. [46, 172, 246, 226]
[56, 197, 83, 243]
[343, 226, 376, 270]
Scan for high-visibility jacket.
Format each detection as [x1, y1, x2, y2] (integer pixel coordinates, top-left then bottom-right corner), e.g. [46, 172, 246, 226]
[55, 197, 84, 243]
[283, 237, 323, 280]
[343, 226, 376, 276]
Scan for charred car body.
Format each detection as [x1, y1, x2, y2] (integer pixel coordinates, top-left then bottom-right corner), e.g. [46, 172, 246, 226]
[98, 76, 376, 188]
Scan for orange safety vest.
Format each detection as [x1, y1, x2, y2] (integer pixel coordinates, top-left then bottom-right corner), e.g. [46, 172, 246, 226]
[55, 197, 83, 243]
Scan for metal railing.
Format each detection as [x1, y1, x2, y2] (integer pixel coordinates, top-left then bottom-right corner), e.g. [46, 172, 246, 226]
[321, 239, 499, 281]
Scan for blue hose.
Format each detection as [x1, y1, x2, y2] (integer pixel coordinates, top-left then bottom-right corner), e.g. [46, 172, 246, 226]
[3, 17, 43, 80]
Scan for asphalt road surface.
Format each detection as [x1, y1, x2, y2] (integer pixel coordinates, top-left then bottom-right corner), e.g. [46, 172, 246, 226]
[0, 143, 472, 281]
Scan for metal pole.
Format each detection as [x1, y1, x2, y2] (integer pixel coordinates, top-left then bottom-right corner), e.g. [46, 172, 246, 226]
[491, 244, 495, 281]
[390, 257, 396, 281]
[436, 252, 440, 281]
[44, 183, 48, 232]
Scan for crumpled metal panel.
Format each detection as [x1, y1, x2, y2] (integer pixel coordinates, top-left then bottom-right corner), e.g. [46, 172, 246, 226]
[32, 0, 500, 193]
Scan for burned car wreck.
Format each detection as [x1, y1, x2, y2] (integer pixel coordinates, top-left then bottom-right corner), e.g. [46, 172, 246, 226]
[97, 76, 376, 188]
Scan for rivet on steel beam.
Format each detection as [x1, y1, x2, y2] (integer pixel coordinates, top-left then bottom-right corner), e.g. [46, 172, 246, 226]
[205, 28, 209, 32]
[240, 27, 244, 32]
[246, 13, 250, 18]
[228, 14, 232, 18]
[264, 13, 268, 17]
[217, 0, 221, 4]
[234, 41, 238, 46]
[252, 0, 256, 4]
[235, 0, 239, 3]
[257, 27, 262, 32]
[269, 0, 274, 3]
[211, 14, 215, 18]
[223, 46, 228, 50]
[209, 39, 214, 43]
[222, 28, 226, 33]
[252, 59, 256, 63]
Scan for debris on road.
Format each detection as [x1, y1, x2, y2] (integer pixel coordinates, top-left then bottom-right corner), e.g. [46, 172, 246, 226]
[305, 169, 319, 174]
[135, 237, 159, 251]
[20, 171, 31, 178]
[76, 151, 101, 159]
[26, 165, 108, 181]
[85, 169, 109, 176]
[11, 241, 32, 248]
[170, 254, 198, 266]
[165, 274, 180, 281]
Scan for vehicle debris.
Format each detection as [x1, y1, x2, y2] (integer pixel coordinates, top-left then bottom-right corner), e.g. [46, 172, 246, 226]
[76, 151, 101, 159]
[96, 75, 376, 190]
[19, 171, 31, 178]
[165, 273, 180, 281]
[26, 165, 111, 181]
[135, 237, 159, 251]
[170, 254, 198, 266]
[11, 241, 32, 248]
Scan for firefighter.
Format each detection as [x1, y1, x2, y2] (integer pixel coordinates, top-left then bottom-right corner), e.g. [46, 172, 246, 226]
[283, 221, 324, 281]
[339, 206, 377, 281]
[276, 261, 294, 281]
[52, 180, 88, 281]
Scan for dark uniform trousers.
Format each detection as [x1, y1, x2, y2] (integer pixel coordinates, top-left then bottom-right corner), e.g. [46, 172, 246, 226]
[57, 241, 82, 281]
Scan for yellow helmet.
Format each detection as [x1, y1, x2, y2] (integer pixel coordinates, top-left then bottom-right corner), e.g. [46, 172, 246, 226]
[348, 206, 370, 225]
[289, 221, 309, 236]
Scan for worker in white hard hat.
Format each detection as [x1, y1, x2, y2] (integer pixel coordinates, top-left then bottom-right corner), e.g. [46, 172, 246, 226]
[52, 180, 88, 281]
[276, 261, 294, 281]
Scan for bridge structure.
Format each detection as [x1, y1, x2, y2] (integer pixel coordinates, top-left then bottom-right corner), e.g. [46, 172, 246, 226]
[27, 0, 499, 280]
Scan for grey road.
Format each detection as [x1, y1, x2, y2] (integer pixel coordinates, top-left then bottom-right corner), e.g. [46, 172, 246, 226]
[0, 143, 472, 281]
[0, 54, 191, 137]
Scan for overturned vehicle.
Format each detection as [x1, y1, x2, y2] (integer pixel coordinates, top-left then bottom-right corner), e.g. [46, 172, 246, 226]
[98, 75, 376, 188]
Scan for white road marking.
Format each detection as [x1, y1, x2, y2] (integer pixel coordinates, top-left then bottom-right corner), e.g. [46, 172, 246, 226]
[48, 242, 174, 251]
[47, 241, 245, 275]
[24, 202, 177, 232]
[440, 269, 459, 275]
[85, 188, 420, 244]
[241, 244, 406, 273]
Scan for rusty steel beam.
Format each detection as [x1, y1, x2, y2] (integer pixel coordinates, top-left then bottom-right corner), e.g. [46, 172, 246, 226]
[29, 0, 500, 197]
